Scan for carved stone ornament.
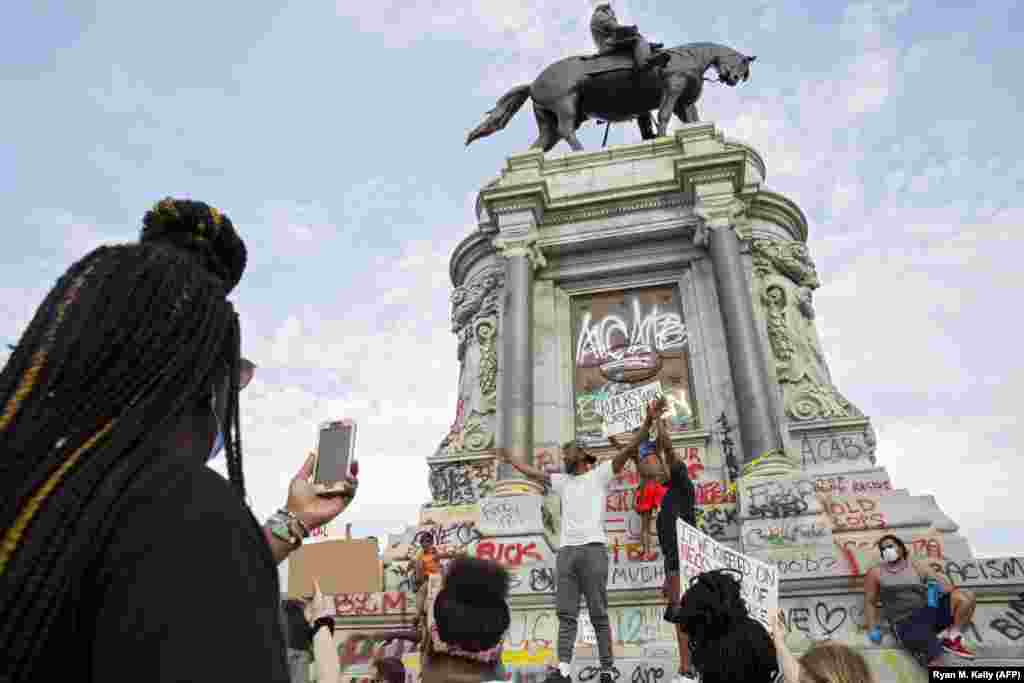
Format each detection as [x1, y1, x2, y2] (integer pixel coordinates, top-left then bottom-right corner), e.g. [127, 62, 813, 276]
[475, 317, 498, 412]
[762, 284, 795, 363]
[461, 411, 495, 452]
[785, 375, 863, 422]
[492, 233, 547, 270]
[450, 265, 504, 361]
[751, 239, 821, 318]
[752, 238, 863, 423]
[863, 422, 878, 463]
[693, 196, 747, 247]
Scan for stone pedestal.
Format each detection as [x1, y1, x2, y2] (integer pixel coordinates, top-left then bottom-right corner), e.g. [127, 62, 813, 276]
[334, 126, 1023, 682]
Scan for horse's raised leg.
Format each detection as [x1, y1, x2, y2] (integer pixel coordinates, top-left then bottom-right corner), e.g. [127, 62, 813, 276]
[530, 106, 559, 152]
[551, 97, 584, 151]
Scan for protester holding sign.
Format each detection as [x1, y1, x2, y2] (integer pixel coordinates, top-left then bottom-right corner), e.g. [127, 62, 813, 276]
[677, 569, 781, 683]
[675, 519, 779, 628]
[498, 399, 661, 683]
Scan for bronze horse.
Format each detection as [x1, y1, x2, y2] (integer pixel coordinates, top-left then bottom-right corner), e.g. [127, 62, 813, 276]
[466, 42, 755, 152]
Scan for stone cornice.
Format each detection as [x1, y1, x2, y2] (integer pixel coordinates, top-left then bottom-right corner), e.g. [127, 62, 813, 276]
[425, 450, 497, 465]
[479, 181, 550, 227]
[449, 230, 499, 288]
[786, 416, 871, 435]
[676, 153, 749, 198]
[541, 192, 686, 226]
[746, 189, 810, 243]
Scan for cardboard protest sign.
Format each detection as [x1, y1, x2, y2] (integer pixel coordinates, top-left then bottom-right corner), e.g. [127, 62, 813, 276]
[597, 381, 663, 436]
[676, 519, 778, 628]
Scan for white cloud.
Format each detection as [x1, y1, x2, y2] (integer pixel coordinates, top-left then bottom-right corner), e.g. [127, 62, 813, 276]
[232, 235, 465, 540]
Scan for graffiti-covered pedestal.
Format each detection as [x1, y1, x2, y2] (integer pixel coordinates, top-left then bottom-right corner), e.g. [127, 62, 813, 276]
[325, 126, 1023, 682]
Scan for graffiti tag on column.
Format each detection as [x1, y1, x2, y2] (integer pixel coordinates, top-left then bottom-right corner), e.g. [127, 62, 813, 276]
[827, 498, 885, 531]
[814, 474, 892, 496]
[800, 434, 866, 467]
[990, 593, 1024, 641]
[575, 301, 687, 367]
[745, 519, 829, 547]
[529, 567, 556, 593]
[696, 504, 738, 539]
[476, 540, 544, 567]
[630, 666, 665, 683]
[777, 600, 865, 640]
[931, 557, 1024, 584]
[746, 479, 816, 519]
[481, 499, 527, 531]
[428, 461, 493, 506]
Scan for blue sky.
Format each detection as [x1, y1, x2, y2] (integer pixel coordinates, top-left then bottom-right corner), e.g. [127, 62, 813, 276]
[1, 0, 1021, 561]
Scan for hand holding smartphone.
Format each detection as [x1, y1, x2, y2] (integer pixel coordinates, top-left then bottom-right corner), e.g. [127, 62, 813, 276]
[312, 419, 358, 498]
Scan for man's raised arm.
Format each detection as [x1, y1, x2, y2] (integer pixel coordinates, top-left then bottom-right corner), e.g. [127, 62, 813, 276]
[495, 447, 551, 486]
[608, 398, 665, 474]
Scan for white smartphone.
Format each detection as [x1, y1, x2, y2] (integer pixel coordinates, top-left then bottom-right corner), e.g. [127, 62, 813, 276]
[313, 419, 357, 497]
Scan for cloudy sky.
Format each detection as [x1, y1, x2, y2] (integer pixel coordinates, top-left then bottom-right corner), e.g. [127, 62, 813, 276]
[2, 0, 1021, 567]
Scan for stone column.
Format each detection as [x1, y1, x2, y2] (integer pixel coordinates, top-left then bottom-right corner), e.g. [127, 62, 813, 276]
[492, 221, 547, 496]
[694, 190, 786, 468]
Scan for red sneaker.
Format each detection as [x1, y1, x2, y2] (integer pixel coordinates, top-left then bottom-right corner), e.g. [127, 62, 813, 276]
[942, 635, 976, 659]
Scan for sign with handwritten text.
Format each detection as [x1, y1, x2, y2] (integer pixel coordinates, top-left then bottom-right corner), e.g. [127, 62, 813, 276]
[597, 381, 663, 436]
[676, 519, 778, 628]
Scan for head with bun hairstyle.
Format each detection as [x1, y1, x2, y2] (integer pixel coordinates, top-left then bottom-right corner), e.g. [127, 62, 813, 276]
[140, 197, 247, 293]
[421, 557, 510, 683]
[0, 198, 248, 680]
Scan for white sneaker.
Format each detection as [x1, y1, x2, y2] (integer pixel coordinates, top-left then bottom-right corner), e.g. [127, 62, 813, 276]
[671, 673, 698, 683]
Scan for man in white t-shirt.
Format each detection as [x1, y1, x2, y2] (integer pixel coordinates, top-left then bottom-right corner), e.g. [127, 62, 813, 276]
[498, 398, 662, 683]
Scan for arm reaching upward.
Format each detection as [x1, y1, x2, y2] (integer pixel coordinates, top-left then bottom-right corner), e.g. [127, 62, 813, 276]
[610, 398, 665, 474]
[495, 447, 551, 486]
[657, 415, 681, 466]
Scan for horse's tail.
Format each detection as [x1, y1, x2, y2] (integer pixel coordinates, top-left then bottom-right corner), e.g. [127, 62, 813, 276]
[465, 84, 532, 147]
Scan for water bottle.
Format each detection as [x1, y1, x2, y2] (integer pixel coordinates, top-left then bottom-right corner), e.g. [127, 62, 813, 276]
[927, 579, 940, 608]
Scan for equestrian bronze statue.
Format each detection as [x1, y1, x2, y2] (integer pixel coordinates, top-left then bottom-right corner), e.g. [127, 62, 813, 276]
[466, 41, 756, 152]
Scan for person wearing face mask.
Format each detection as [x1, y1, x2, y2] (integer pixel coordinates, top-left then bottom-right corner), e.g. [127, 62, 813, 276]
[0, 199, 357, 683]
[139, 202, 358, 567]
[863, 534, 977, 664]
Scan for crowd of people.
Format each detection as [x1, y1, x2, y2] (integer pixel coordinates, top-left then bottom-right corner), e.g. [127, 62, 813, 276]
[0, 198, 977, 683]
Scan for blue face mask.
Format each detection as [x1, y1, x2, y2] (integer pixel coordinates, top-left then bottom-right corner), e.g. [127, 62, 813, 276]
[210, 427, 224, 460]
[209, 384, 225, 461]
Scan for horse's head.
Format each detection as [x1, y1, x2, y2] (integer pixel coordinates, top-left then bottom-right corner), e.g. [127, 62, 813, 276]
[717, 53, 756, 86]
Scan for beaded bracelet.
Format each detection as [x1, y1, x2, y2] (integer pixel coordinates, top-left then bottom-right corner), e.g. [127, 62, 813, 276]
[277, 508, 311, 538]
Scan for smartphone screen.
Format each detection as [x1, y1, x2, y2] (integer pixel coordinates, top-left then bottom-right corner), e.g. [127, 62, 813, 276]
[314, 420, 356, 486]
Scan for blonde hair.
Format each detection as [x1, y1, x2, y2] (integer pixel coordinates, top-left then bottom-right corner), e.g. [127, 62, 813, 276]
[799, 641, 874, 683]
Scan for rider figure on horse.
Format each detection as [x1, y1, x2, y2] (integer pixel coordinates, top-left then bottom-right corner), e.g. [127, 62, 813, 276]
[589, 3, 670, 71]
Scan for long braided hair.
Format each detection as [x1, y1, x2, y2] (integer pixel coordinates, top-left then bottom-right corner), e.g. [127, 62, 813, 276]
[677, 569, 779, 683]
[0, 198, 247, 681]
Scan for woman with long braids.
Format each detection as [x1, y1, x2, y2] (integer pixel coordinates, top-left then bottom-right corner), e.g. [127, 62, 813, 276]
[0, 199, 355, 683]
[677, 569, 781, 683]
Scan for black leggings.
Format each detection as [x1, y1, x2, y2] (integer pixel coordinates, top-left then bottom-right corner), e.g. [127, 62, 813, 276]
[657, 509, 680, 574]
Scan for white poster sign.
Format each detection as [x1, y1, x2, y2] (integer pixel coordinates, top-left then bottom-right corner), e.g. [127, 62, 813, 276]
[597, 381, 663, 436]
[676, 519, 779, 628]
